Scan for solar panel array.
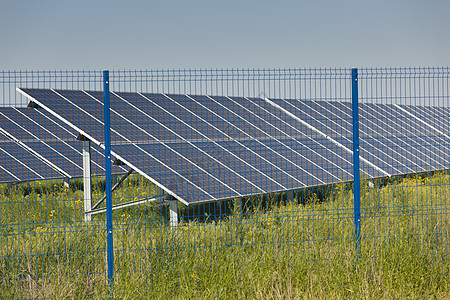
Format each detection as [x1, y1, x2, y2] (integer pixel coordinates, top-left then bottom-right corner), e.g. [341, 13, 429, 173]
[0, 130, 61, 182]
[0, 106, 127, 183]
[271, 98, 450, 176]
[13, 88, 449, 206]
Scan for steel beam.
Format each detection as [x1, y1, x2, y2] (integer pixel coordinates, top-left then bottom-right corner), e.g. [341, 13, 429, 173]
[82, 139, 92, 222]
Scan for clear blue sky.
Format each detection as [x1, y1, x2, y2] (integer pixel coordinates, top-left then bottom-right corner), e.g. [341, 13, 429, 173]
[1, 0, 449, 70]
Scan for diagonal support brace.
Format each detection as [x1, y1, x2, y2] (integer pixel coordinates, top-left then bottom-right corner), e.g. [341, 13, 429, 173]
[90, 168, 134, 211]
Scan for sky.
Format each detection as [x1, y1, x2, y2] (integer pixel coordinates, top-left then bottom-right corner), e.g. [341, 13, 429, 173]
[1, 0, 450, 70]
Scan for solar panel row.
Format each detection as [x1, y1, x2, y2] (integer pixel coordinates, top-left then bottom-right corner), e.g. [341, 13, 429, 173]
[271, 98, 450, 176]
[0, 106, 127, 183]
[0, 131, 61, 182]
[15, 88, 450, 205]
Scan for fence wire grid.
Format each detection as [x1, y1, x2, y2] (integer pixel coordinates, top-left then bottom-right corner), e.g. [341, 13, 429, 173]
[0, 67, 449, 299]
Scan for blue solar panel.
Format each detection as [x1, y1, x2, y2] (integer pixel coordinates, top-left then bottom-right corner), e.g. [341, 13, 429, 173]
[0, 106, 127, 183]
[270, 98, 352, 139]
[81, 92, 293, 202]
[25, 107, 128, 176]
[150, 94, 356, 183]
[399, 104, 450, 136]
[274, 98, 450, 178]
[112, 143, 215, 203]
[139, 93, 357, 189]
[16, 87, 450, 205]
[21, 89, 106, 143]
[0, 132, 61, 182]
[359, 102, 448, 172]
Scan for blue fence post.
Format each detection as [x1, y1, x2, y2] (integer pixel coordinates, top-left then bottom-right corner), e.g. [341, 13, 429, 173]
[103, 70, 114, 291]
[351, 68, 361, 255]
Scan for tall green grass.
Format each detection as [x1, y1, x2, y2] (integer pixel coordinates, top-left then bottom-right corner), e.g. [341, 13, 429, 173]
[0, 173, 448, 299]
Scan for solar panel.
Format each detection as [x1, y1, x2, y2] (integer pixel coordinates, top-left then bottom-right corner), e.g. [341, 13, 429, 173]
[359, 102, 448, 172]
[17, 87, 450, 205]
[0, 132, 61, 182]
[116, 93, 307, 188]
[272, 97, 450, 177]
[106, 91, 364, 201]
[17, 88, 352, 204]
[269, 97, 389, 177]
[397, 104, 450, 139]
[23, 107, 128, 176]
[93, 91, 283, 202]
[0, 107, 127, 183]
[394, 103, 450, 167]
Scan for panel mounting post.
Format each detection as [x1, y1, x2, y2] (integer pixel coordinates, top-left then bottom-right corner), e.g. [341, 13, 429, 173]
[82, 139, 92, 222]
[351, 68, 361, 255]
[169, 197, 178, 227]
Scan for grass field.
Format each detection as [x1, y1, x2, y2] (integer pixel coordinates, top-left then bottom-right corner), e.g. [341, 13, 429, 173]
[0, 172, 449, 299]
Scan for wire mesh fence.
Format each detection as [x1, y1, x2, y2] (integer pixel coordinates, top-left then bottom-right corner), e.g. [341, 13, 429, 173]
[358, 68, 450, 262]
[0, 67, 449, 298]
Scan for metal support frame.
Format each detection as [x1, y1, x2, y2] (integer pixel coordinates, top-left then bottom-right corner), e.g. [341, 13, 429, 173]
[90, 168, 134, 211]
[82, 139, 92, 222]
[352, 68, 361, 253]
[169, 197, 178, 227]
[89, 196, 156, 215]
[154, 187, 178, 226]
